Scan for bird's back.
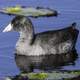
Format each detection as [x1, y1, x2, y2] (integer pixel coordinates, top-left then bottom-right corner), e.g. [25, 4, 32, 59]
[34, 24, 79, 54]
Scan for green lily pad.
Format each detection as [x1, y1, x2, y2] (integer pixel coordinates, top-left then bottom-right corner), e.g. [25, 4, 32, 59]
[5, 6, 22, 13]
[27, 73, 48, 80]
[5, 71, 80, 80]
[0, 6, 58, 17]
[17, 71, 80, 80]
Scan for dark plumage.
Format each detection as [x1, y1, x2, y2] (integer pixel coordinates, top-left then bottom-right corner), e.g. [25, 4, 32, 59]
[3, 16, 79, 72]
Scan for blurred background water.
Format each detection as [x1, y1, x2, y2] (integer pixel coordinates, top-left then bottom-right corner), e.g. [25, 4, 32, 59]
[0, 0, 80, 78]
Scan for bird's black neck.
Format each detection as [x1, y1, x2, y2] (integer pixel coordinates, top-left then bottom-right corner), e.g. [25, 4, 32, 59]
[19, 27, 34, 44]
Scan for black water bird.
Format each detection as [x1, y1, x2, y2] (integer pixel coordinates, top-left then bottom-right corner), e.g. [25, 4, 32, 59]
[3, 16, 79, 72]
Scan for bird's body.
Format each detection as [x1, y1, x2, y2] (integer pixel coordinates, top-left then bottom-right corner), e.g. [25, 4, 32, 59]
[16, 27, 78, 56]
[3, 16, 79, 72]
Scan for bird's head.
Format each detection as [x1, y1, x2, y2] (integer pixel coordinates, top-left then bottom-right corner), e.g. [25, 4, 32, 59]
[3, 16, 33, 33]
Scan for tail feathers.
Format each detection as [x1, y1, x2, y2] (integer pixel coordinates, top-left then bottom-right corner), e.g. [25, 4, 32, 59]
[72, 22, 76, 26]
[71, 22, 79, 36]
[71, 22, 77, 29]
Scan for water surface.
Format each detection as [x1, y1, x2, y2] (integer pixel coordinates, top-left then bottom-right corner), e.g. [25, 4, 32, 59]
[0, 0, 80, 77]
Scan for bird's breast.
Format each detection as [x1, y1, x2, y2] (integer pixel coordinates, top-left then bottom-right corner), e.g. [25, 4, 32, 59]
[16, 43, 46, 56]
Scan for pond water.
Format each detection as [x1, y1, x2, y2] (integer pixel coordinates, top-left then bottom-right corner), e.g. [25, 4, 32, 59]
[0, 0, 80, 78]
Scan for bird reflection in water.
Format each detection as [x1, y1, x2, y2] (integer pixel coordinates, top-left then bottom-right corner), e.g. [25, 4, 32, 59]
[15, 49, 78, 72]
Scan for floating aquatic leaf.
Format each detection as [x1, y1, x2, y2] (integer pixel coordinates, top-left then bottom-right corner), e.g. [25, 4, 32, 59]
[5, 71, 80, 80]
[5, 6, 22, 13]
[0, 6, 58, 17]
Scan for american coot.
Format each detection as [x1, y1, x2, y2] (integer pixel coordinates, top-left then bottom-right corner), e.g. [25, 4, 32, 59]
[3, 16, 79, 72]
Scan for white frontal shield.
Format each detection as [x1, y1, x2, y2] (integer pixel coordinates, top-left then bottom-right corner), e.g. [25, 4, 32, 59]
[3, 23, 13, 32]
